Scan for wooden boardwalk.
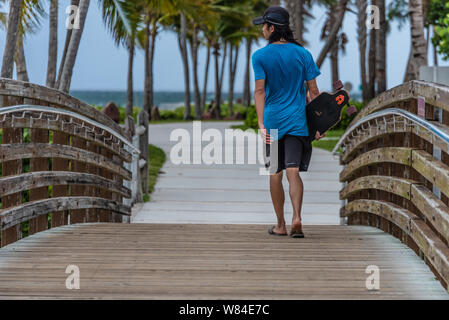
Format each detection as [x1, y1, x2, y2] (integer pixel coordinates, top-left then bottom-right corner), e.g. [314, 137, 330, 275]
[0, 223, 447, 299]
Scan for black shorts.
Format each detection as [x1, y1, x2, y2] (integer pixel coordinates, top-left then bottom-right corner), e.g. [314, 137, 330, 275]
[265, 134, 312, 174]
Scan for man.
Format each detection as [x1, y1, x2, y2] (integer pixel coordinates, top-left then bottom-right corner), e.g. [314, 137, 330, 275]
[252, 6, 325, 238]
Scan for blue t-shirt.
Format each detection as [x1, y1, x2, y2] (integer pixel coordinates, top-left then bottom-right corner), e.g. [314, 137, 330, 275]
[252, 43, 321, 140]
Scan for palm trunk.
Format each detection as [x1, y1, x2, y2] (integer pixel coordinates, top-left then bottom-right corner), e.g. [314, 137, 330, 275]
[143, 18, 151, 116]
[1, 0, 23, 78]
[46, 0, 58, 88]
[228, 43, 240, 116]
[375, 0, 386, 94]
[126, 39, 135, 118]
[316, 0, 349, 68]
[190, 25, 201, 120]
[286, 0, 304, 44]
[58, 0, 90, 93]
[201, 42, 211, 113]
[149, 21, 157, 118]
[14, 34, 29, 82]
[213, 43, 220, 118]
[367, 25, 376, 100]
[179, 13, 191, 120]
[356, 0, 368, 102]
[243, 38, 252, 107]
[218, 41, 227, 112]
[433, 27, 439, 66]
[405, 0, 428, 81]
[57, 0, 79, 89]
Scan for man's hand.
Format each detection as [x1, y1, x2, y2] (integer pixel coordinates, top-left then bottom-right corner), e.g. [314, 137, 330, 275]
[259, 124, 274, 145]
[315, 131, 326, 141]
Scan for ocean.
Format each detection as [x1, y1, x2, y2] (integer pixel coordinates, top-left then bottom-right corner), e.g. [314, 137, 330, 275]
[70, 90, 244, 110]
[70, 90, 362, 110]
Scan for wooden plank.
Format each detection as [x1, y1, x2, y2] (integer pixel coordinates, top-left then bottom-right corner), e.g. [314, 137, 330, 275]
[26, 98, 49, 235]
[340, 176, 416, 201]
[0, 224, 447, 299]
[340, 147, 413, 182]
[70, 137, 88, 224]
[1, 96, 23, 247]
[0, 197, 130, 230]
[2, 112, 132, 163]
[0, 143, 131, 180]
[0, 78, 128, 139]
[0, 171, 130, 198]
[51, 131, 69, 228]
[411, 149, 449, 200]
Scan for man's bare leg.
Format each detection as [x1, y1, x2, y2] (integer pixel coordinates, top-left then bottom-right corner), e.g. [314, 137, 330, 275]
[286, 167, 304, 232]
[269, 171, 287, 234]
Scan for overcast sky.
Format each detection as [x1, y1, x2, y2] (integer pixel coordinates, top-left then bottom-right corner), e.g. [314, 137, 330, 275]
[0, 0, 447, 92]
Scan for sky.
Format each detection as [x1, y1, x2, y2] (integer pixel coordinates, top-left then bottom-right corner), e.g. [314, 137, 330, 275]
[0, 0, 447, 93]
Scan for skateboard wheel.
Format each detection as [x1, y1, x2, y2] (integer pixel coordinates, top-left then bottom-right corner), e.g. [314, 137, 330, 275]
[346, 106, 357, 116]
[333, 80, 344, 91]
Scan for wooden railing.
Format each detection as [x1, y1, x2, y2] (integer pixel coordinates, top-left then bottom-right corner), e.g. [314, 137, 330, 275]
[0, 79, 139, 247]
[334, 80, 449, 291]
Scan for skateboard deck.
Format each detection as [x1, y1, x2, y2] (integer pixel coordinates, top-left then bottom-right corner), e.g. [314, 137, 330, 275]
[306, 82, 355, 141]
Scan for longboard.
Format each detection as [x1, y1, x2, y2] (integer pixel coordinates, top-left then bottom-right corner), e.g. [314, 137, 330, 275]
[306, 80, 357, 141]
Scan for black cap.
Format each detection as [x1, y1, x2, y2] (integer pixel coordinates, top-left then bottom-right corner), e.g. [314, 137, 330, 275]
[253, 6, 290, 26]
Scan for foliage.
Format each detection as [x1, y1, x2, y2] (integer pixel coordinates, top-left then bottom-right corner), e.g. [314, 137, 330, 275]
[428, 0, 449, 60]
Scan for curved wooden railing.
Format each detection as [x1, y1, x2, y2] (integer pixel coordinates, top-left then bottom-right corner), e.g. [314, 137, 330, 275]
[0, 79, 138, 247]
[334, 80, 449, 291]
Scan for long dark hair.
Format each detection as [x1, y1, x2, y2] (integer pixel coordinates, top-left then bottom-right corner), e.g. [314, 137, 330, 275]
[266, 22, 302, 47]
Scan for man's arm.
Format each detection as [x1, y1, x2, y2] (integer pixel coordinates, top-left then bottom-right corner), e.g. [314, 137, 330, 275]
[254, 79, 272, 144]
[306, 78, 320, 101]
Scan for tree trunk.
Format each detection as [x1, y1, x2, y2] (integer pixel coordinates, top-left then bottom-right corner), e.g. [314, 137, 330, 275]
[405, 0, 428, 81]
[14, 34, 29, 82]
[218, 41, 228, 111]
[1, 0, 23, 78]
[316, 0, 349, 68]
[143, 17, 152, 119]
[179, 13, 191, 120]
[201, 42, 211, 113]
[126, 39, 135, 118]
[433, 27, 439, 66]
[46, 0, 58, 88]
[58, 0, 90, 93]
[375, 0, 386, 94]
[57, 0, 79, 89]
[330, 44, 339, 87]
[367, 24, 376, 100]
[356, 0, 369, 101]
[243, 38, 252, 107]
[285, 0, 304, 44]
[149, 21, 157, 118]
[213, 43, 220, 118]
[228, 43, 239, 117]
[190, 25, 201, 119]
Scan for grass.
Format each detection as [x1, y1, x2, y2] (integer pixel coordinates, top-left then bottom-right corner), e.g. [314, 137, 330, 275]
[143, 144, 166, 202]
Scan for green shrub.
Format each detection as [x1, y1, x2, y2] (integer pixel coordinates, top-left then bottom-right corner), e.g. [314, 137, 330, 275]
[245, 106, 258, 129]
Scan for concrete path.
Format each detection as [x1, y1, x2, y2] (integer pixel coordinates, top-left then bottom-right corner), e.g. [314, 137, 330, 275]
[133, 122, 344, 225]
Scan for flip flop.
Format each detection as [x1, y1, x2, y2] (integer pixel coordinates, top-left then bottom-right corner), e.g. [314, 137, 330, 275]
[268, 226, 287, 236]
[290, 229, 305, 238]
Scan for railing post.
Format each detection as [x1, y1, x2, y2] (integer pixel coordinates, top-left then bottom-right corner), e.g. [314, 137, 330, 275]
[138, 110, 149, 195]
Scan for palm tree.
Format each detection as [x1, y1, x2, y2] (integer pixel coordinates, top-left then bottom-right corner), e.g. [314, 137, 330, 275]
[404, 0, 428, 81]
[46, 0, 58, 88]
[58, 0, 90, 93]
[356, 0, 369, 101]
[100, 0, 142, 117]
[375, 0, 386, 94]
[1, 0, 23, 78]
